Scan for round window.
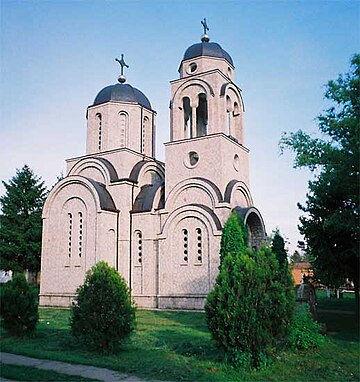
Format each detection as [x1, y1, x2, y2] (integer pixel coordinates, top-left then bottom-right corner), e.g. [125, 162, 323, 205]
[233, 154, 240, 171]
[184, 151, 200, 168]
[189, 62, 197, 74]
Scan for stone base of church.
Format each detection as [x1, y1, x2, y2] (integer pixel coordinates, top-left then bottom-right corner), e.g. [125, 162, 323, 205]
[157, 295, 207, 310]
[40, 293, 207, 310]
[133, 295, 158, 308]
[39, 293, 75, 307]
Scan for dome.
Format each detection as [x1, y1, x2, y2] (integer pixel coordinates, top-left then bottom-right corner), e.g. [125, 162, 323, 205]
[93, 83, 152, 109]
[182, 41, 233, 66]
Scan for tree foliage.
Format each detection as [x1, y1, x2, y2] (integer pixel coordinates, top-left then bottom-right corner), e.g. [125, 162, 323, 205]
[290, 250, 308, 263]
[219, 212, 247, 265]
[280, 55, 359, 295]
[0, 274, 39, 336]
[70, 261, 136, 353]
[206, 215, 295, 369]
[0, 165, 47, 273]
[271, 230, 288, 270]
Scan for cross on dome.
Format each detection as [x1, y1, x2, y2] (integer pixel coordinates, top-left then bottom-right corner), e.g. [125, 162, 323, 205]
[201, 18, 210, 42]
[115, 54, 129, 83]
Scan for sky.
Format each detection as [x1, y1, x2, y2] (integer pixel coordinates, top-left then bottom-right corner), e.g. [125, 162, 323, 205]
[0, 0, 359, 254]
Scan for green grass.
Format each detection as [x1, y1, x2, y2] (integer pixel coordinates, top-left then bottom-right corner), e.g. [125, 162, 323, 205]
[0, 363, 100, 381]
[0, 295, 359, 382]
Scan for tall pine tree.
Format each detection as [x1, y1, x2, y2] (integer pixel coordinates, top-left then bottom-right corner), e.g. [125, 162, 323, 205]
[0, 165, 47, 274]
[271, 230, 288, 270]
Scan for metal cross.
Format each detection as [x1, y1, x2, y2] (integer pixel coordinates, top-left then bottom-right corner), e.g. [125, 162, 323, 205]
[115, 54, 129, 76]
[201, 18, 209, 35]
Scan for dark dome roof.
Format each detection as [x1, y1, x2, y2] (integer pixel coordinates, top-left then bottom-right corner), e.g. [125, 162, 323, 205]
[183, 41, 233, 66]
[93, 83, 152, 109]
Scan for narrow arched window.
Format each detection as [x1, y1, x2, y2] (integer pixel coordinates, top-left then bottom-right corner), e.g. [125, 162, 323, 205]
[196, 93, 208, 137]
[96, 113, 102, 151]
[142, 117, 149, 154]
[68, 213, 72, 258]
[119, 112, 128, 148]
[135, 231, 143, 265]
[183, 97, 192, 139]
[182, 229, 188, 264]
[196, 228, 202, 263]
[78, 212, 83, 257]
[226, 96, 231, 135]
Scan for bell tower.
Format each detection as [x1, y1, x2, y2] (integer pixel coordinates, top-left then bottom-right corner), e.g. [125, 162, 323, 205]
[165, 20, 249, 199]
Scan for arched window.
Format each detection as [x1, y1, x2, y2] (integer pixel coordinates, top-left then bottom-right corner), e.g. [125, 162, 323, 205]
[196, 228, 202, 263]
[183, 97, 192, 138]
[134, 231, 143, 266]
[96, 113, 102, 151]
[78, 212, 83, 257]
[196, 93, 208, 137]
[182, 229, 188, 264]
[68, 213, 72, 258]
[142, 116, 149, 154]
[119, 112, 128, 148]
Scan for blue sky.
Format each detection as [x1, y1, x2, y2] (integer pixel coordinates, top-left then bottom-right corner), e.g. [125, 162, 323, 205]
[1, 0, 358, 253]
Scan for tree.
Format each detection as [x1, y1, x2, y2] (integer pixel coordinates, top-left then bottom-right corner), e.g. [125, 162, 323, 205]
[206, 214, 295, 369]
[271, 230, 288, 270]
[0, 165, 47, 274]
[280, 54, 359, 314]
[219, 212, 247, 265]
[70, 261, 136, 353]
[290, 250, 305, 263]
[0, 274, 39, 337]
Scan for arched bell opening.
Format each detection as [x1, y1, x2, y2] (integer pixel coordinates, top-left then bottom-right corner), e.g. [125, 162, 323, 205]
[226, 95, 232, 135]
[183, 97, 192, 138]
[196, 93, 208, 137]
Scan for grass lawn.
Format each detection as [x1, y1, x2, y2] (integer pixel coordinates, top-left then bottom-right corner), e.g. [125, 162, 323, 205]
[0, 363, 101, 382]
[0, 294, 359, 382]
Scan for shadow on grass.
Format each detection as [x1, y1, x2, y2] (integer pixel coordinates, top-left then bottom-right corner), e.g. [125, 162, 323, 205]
[154, 328, 222, 362]
[317, 311, 359, 342]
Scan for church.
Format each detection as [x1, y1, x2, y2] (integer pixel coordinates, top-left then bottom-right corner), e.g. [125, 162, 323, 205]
[39, 22, 266, 310]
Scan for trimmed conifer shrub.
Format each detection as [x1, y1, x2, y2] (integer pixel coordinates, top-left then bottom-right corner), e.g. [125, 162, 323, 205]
[0, 274, 39, 336]
[70, 261, 136, 353]
[206, 214, 295, 368]
[219, 212, 248, 265]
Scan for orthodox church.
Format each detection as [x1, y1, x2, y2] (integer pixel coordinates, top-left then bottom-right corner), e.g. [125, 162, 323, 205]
[40, 22, 266, 310]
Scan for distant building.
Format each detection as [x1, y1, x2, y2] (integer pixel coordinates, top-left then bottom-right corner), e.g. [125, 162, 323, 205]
[39, 24, 266, 310]
[291, 262, 313, 285]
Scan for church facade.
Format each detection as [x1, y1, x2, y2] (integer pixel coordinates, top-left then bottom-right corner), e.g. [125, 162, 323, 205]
[39, 28, 266, 310]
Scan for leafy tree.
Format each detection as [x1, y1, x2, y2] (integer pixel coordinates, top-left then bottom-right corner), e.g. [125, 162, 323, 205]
[219, 211, 247, 265]
[0, 165, 47, 274]
[70, 261, 136, 353]
[271, 230, 288, 270]
[280, 54, 359, 314]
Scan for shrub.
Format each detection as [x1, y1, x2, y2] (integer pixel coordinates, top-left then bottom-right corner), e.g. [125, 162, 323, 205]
[206, 214, 295, 369]
[219, 212, 247, 265]
[288, 303, 325, 350]
[0, 274, 39, 336]
[70, 261, 136, 353]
